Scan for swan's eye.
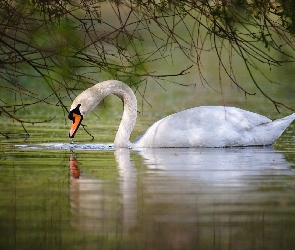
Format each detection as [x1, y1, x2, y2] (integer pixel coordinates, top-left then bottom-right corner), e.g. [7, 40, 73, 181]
[68, 111, 73, 120]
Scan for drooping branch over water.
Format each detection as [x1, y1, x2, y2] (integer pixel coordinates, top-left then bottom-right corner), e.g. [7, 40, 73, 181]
[1, 0, 295, 138]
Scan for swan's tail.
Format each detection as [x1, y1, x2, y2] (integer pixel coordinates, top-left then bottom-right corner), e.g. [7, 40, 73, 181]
[253, 113, 295, 145]
[272, 113, 295, 130]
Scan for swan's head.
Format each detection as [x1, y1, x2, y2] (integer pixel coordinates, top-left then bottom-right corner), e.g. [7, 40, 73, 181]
[68, 86, 103, 138]
[68, 104, 83, 138]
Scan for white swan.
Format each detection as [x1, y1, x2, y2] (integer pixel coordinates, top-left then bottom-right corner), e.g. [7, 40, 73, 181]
[68, 80, 295, 148]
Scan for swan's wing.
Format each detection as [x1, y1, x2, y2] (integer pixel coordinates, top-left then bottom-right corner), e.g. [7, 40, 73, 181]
[133, 106, 275, 148]
[206, 106, 272, 130]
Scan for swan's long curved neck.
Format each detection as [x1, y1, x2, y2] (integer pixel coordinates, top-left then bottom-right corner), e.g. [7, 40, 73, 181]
[80, 80, 137, 148]
[110, 81, 137, 148]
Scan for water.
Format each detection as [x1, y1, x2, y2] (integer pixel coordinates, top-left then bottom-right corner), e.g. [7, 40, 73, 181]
[1, 128, 295, 249]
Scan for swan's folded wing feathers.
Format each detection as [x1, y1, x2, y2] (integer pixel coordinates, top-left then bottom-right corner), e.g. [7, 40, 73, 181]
[217, 107, 272, 131]
[163, 106, 272, 132]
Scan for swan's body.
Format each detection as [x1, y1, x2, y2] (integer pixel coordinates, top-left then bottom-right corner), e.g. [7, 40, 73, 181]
[68, 80, 295, 148]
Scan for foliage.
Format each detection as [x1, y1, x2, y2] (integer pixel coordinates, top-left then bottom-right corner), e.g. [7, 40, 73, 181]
[1, 0, 295, 138]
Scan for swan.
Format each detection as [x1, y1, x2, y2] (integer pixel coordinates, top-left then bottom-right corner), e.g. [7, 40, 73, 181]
[68, 80, 295, 148]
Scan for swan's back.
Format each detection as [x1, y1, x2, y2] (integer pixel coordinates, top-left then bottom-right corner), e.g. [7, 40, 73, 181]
[133, 106, 295, 148]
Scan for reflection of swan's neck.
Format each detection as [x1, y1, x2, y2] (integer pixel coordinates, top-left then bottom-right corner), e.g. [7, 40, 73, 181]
[104, 81, 137, 148]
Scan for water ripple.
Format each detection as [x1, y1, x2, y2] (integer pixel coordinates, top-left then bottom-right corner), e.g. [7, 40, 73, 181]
[16, 143, 114, 150]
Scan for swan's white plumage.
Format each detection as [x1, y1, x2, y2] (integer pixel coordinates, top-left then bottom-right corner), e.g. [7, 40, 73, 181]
[69, 80, 295, 148]
[133, 106, 295, 147]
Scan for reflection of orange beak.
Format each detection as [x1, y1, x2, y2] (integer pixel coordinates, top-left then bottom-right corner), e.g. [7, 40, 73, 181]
[69, 113, 83, 138]
[70, 157, 80, 179]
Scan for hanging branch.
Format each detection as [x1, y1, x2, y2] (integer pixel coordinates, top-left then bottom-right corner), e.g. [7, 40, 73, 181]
[1, 0, 295, 139]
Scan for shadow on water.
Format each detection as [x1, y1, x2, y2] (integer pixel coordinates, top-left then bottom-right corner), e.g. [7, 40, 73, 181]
[66, 146, 295, 249]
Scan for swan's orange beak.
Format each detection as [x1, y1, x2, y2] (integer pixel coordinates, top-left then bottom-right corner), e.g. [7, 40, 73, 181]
[69, 113, 83, 138]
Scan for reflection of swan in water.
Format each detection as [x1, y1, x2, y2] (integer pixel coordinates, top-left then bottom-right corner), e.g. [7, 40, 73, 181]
[138, 147, 294, 183]
[69, 149, 137, 236]
[68, 80, 295, 147]
[137, 147, 294, 216]
[69, 147, 294, 246]
[114, 148, 137, 230]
